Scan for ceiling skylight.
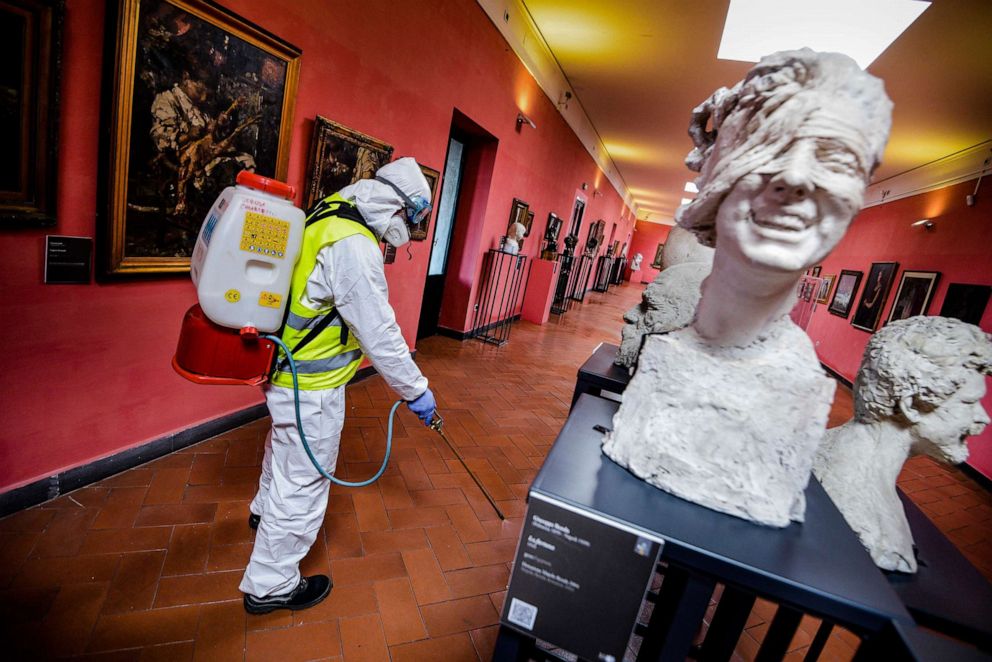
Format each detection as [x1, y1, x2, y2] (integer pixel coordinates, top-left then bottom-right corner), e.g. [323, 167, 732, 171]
[718, 0, 931, 69]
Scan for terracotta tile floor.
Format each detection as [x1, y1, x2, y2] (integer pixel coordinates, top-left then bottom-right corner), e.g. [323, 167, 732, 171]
[1, 282, 990, 661]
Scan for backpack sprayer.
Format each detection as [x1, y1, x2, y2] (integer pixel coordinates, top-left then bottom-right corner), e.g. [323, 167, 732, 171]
[172, 172, 504, 517]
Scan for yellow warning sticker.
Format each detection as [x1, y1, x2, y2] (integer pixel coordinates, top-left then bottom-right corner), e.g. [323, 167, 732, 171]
[224, 289, 241, 303]
[258, 291, 282, 309]
[240, 212, 290, 257]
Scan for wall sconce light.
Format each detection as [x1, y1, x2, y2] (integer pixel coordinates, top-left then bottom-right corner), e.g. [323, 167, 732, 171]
[593, 189, 603, 198]
[516, 112, 536, 131]
[581, 182, 589, 191]
[911, 218, 935, 231]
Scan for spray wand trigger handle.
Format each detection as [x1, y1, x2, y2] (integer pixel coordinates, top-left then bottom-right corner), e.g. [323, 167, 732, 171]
[429, 413, 444, 432]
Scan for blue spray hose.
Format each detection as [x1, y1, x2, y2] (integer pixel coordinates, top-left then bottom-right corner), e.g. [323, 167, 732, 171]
[263, 334, 396, 487]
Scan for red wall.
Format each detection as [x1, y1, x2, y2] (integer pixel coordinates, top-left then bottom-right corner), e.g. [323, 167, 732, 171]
[0, 0, 635, 493]
[806, 180, 992, 478]
[628, 221, 673, 283]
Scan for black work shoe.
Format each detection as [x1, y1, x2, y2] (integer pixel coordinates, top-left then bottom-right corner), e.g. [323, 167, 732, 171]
[248, 513, 260, 530]
[244, 575, 332, 615]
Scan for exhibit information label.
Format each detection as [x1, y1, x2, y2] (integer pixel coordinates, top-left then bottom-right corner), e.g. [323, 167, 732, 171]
[45, 235, 93, 284]
[501, 492, 663, 662]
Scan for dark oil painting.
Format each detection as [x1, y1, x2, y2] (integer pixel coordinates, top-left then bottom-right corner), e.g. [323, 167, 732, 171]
[303, 116, 394, 210]
[851, 262, 899, 332]
[106, 0, 300, 273]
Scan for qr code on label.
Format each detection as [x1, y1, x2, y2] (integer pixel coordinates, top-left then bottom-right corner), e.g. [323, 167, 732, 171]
[507, 597, 538, 630]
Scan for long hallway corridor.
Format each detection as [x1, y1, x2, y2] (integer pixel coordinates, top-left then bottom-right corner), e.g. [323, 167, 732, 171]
[1, 282, 990, 661]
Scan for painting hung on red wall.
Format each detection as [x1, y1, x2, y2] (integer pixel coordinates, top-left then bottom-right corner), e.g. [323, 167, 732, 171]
[887, 270, 940, 324]
[102, 0, 301, 274]
[851, 262, 899, 332]
[1, 0, 63, 226]
[650, 242, 665, 269]
[304, 116, 394, 211]
[409, 164, 439, 242]
[940, 283, 992, 325]
[828, 269, 863, 318]
[815, 274, 836, 304]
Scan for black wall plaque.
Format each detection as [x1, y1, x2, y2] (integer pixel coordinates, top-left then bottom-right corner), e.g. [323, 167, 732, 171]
[501, 493, 662, 662]
[45, 235, 92, 284]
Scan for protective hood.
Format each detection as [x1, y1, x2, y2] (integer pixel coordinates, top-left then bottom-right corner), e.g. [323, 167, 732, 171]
[337, 157, 431, 241]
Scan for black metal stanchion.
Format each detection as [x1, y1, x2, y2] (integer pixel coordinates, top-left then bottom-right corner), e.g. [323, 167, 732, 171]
[470, 249, 528, 346]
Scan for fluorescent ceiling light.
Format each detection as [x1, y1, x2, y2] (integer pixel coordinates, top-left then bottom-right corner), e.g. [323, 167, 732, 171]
[684, 182, 698, 193]
[718, 0, 930, 69]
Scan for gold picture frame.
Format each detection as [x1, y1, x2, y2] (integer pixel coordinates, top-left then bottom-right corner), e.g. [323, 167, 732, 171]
[101, 0, 301, 274]
[303, 116, 394, 211]
[410, 164, 439, 241]
[2, 0, 64, 226]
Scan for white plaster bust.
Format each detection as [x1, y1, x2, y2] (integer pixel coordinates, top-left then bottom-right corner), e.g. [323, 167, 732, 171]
[814, 316, 992, 572]
[604, 50, 893, 527]
[615, 227, 714, 369]
[504, 221, 526, 254]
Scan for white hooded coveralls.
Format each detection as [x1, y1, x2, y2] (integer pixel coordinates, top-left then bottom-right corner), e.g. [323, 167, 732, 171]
[240, 160, 429, 598]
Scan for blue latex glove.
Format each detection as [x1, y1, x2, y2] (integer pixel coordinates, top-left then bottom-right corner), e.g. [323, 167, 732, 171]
[407, 388, 436, 426]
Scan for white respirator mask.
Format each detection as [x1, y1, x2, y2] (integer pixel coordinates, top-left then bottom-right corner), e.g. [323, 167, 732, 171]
[382, 212, 412, 248]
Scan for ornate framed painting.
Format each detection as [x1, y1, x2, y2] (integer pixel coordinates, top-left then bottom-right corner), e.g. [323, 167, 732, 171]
[507, 197, 528, 230]
[886, 270, 940, 323]
[2, 0, 64, 226]
[409, 164, 439, 242]
[851, 262, 899, 332]
[828, 269, 862, 318]
[650, 242, 665, 269]
[815, 274, 836, 304]
[303, 116, 393, 211]
[100, 0, 301, 274]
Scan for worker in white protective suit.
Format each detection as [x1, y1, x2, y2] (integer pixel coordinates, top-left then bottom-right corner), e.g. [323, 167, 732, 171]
[239, 157, 437, 614]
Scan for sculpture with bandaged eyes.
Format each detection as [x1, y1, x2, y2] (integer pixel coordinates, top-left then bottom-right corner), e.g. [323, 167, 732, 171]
[814, 316, 992, 572]
[604, 50, 893, 527]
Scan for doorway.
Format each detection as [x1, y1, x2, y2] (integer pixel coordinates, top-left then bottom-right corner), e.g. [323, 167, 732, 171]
[418, 137, 466, 339]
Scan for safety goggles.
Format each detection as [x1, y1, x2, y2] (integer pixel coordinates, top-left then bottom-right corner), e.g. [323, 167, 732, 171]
[375, 176, 432, 225]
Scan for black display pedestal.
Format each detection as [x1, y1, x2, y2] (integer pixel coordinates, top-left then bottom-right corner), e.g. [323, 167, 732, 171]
[570, 342, 630, 409]
[495, 395, 912, 662]
[568, 342, 992, 654]
[887, 490, 992, 650]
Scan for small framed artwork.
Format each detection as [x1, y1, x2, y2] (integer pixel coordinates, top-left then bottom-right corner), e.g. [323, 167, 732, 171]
[828, 269, 863, 318]
[940, 283, 992, 325]
[816, 274, 836, 304]
[851, 262, 899, 332]
[524, 210, 535, 237]
[887, 271, 940, 323]
[409, 164, 439, 241]
[584, 219, 605, 256]
[2, 0, 63, 226]
[544, 213, 562, 244]
[650, 242, 665, 269]
[304, 116, 393, 210]
[811, 265, 822, 278]
[101, 0, 302, 274]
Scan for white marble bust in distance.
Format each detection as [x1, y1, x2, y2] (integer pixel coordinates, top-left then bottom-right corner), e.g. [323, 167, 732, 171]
[814, 316, 992, 572]
[604, 49, 894, 527]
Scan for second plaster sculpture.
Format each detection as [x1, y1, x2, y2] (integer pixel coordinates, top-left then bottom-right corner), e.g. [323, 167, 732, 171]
[615, 227, 714, 369]
[603, 49, 893, 527]
[504, 219, 526, 255]
[814, 316, 992, 572]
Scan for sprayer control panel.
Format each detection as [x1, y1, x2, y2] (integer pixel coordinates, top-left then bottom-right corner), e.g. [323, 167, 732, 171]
[190, 172, 305, 333]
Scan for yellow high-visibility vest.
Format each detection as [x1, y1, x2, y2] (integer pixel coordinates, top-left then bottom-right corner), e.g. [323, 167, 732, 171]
[270, 193, 378, 390]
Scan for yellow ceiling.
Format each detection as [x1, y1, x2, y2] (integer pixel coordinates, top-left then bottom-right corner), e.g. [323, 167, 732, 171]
[522, 0, 992, 221]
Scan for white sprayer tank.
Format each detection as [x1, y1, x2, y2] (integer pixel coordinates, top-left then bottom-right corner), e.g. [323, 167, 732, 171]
[190, 171, 305, 333]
